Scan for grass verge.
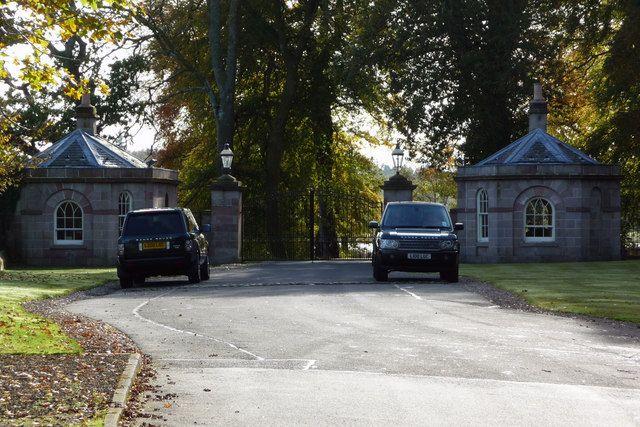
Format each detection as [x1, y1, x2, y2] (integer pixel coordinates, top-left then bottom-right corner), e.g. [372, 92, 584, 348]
[461, 260, 640, 323]
[0, 268, 116, 354]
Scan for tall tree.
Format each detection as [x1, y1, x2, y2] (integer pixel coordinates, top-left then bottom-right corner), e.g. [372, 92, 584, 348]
[134, 0, 240, 159]
[544, 0, 640, 216]
[370, 0, 554, 165]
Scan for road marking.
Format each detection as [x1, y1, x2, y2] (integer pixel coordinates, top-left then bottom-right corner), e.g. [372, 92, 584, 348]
[394, 284, 422, 300]
[302, 359, 317, 370]
[132, 289, 265, 361]
[157, 358, 317, 371]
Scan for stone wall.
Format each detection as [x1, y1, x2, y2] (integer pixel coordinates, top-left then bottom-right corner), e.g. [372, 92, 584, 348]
[11, 168, 178, 266]
[455, 164, 621, 263]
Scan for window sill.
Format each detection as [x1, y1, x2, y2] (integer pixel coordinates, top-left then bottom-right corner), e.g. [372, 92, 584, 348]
[50, 244, 88, 250]
[476, 242, 490, 247]
[521, 241, 558, 247]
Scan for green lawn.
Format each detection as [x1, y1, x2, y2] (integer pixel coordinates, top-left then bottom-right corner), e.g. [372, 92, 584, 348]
[461, 260, 640, 323]
[0, 268, 116, 354]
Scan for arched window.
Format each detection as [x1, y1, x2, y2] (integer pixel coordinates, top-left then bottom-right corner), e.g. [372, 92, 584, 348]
[55, 201, 83, 244]
[118, 192, 132, 233]
[477, 189, 489, 242]
[524, 198, 554, 242]
[164, 192, 169, 207]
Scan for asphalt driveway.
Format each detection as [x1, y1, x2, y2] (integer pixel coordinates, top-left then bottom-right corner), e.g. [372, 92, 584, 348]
[66, 262, 640, 425]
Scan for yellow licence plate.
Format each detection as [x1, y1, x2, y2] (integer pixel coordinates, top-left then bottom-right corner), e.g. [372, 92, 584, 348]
[142, 241, 168, 250]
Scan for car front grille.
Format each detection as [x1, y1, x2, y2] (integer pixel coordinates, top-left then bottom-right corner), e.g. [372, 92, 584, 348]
[397, 239, 440, 250]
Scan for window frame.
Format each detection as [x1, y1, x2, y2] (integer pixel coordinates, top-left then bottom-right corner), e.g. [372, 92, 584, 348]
[54, 201, 84, 245]
[524, 197, 555, 242]
[118, 191, 133, 234]
[476, 189, 489, 242]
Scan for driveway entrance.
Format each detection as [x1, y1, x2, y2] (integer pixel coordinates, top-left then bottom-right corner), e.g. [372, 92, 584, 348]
[66, 262, 640, 425]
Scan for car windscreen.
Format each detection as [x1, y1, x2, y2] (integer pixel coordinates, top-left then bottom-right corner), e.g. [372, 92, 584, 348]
[382, 204, 451, 229]
[123, 212, 186, 237]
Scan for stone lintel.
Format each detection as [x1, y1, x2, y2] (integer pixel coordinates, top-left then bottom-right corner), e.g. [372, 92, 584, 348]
[211, 174, 244, 191]
[380, 173, 417, 191]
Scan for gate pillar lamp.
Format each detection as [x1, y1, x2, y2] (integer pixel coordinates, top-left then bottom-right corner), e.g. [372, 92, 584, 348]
[381, 143, 415, 205]
[221, 143, 234, 175]
[392, 143, 404, 174]
[217, 142, 238, 184]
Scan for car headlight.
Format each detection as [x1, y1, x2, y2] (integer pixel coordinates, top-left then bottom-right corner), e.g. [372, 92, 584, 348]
[117, 243, 125, 256]
[440, 240, 454, 250]
[379, 239, 399, 249]
[185, 240, 194, 251]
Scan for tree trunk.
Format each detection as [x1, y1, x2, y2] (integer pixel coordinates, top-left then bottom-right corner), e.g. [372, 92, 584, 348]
[310, 38, 339, 259]
[262, 0, 321, 258]
[264, 60, 297, 258]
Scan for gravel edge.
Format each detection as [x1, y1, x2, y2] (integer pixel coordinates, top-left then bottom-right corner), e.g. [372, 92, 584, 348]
[461, 277, 640, 340]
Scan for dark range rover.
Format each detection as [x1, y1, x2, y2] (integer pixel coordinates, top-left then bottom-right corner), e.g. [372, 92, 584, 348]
[369, 202, 463, 282]
[117, 208, 210, 288]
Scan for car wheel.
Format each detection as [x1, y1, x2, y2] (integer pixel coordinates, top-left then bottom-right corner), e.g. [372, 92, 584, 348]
[373, 265, 388, 282]
[200, 256, 210, 280]
[120, 276, 133, 289]
[440, 268, 459, 283]
[133, 276, 145, 285]
[188, 259, 201, 284]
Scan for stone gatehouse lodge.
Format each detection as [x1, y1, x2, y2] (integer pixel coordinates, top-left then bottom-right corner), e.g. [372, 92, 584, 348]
[7, 95, 178, 266]
[455, 84, 621, 263]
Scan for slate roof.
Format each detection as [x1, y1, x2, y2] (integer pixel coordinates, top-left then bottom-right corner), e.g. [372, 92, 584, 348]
[475, 128, 598, 166]
[33, 129, 147, 169]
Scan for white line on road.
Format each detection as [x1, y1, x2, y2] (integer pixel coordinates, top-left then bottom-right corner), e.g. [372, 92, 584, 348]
[302, 359, 317, 370]
[132, 289, 265, 361]
[394, 284, 422, 300]
[157, 358, 317, 370]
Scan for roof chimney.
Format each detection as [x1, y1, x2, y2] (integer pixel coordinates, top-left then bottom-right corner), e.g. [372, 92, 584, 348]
[76, 93, 99, 135]
[528, 82, 548, 133]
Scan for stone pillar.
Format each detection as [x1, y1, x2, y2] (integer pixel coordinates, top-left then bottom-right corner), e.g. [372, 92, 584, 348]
[380, 173, 417, 205]
[210, 175, 243, 264]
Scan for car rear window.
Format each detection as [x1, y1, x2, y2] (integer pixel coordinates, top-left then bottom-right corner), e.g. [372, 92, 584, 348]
[382, 204, 451, 228]
[123, 212, 186, 236]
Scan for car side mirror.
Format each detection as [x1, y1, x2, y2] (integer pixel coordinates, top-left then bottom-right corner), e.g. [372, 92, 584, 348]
[368, 221, 380, 229]
[202, 224, 212, 233]
[454, 223, 464, 231]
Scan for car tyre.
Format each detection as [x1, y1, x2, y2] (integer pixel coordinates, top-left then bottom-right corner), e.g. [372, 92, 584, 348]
[120, 276, 133, 289]
[373, 265, 389, 282]
[440, 268, 459, 283]
[200, 256, 210, 280]
[188, 258, 201, 284]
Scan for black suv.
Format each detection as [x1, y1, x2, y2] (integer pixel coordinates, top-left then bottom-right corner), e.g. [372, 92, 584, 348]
[369, 202, 463, 282]
[117, 208, 211, 288]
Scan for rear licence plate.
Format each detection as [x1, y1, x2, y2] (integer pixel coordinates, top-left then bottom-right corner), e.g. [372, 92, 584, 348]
[408, 253, 431, 260]
[142, 241, 168, 250]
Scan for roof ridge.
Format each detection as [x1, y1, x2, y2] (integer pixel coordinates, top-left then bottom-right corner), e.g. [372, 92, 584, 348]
[84, 133, 147, 168]
[78, 132, 101, 166]
[33, 129, 148, 169]
[36, 129, 80, 167]
[473, 128, 599, 166]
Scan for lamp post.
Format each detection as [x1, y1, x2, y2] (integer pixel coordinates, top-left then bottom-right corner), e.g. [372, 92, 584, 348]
[392, 143, 404, 174]
[220, 143, 234, 175]
[381, 143, 415, 205]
